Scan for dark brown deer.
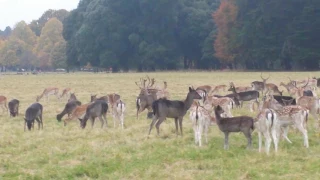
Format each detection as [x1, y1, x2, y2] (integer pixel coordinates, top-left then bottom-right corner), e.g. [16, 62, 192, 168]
[251, 73, 270, 96]
[148, 87, 202, 136]
[228, 82, 260, 111]
[135, 77, 158, 120]
[68, 93, 78, 102]
[214, 105, 254, 150]
[8, 99, 19, 117]
[24, 103, 43, 131]
[79, 100, 108, 129]
[56, 100, 82, 122]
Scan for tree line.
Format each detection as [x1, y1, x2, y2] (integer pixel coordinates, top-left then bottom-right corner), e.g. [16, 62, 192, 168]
[1, 0, 319, 71]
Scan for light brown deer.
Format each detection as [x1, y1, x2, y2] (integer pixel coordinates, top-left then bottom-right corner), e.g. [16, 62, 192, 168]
[297, 96, 320, 128]
[60, 88, 71, 100]
[189, 102, 216, 146]
[196, 85, 215, 95]
[265, 83, 282, 95]
[64, 103, 90, 126]
[0, 95, 8, 113]
[251, 73, 270, 96]
[205, 95, 234, 117]
[213, 84, 227, 93]
[36, 87, 59, 102]
[262, 93, 309, 148]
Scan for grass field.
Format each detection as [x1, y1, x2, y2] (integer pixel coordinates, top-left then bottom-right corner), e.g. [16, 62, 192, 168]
[0, 71, 320, 179]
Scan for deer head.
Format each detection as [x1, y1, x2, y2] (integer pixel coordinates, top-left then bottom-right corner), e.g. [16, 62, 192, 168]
[260, 73, 270, 84]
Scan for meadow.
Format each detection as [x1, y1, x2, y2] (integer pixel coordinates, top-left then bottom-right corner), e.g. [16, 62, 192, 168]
[0, 71, 320, 180]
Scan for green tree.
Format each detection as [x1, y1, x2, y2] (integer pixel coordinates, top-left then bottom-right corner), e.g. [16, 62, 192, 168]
[11, 21, 37, 50]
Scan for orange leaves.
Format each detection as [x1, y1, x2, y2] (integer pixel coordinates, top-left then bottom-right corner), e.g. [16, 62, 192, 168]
[213, 0, 238, 63]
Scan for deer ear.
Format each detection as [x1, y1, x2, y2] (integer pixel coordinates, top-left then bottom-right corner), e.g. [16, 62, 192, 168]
[78, 118, 82, 122]
[189, 87, 192, 92]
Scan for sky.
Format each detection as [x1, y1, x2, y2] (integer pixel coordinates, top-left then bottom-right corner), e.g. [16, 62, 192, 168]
[0, 0, 79, 30]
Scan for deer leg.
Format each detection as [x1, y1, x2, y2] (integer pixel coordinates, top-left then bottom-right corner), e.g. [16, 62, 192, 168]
[204, 122, 209, 144]
[178, 117, 183, 136]
[98, 116, 104, 128]
[272, 125, 279, 152]
[113, 112, 116, 128]
[174, 118, 178, 135]
[155, 117, 165, 135]
[264, 131, 271, 155]
[282, 126, 292, 143]
[224, 132, 229, 150]
[120, 114, 124, 129]
[244, 130, 252, 149]
[148, 115, 158, 135]
[91, 117, 95, 128]
[296, 123, 309, 148]
[258, 131, 262, 153]
[24, 121, 26, 132]
[192, 121, 198, 145]
[35, 117, 41, 130]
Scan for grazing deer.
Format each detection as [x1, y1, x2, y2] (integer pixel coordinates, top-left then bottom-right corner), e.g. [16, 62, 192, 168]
[8, 99, 19, 117]
[251, 73, 270, 96]
[60, 88, 71, 100]
[0, 95, 8, 113]
[64, 103, 90, 126]
[255, 108, 278, 154]
[68, 93, 78, 102]
[214, 105, 254, 150]
[189, 102, 215, 146]
[36, 87, 59, 102]
[79, 100, 108, 129]
[56, 100, 82, 122]
[148, 87, 202, 136]
[262, 93, 309, 148]
[112, 100, 126, 129]
[228, 82, 259, 112]
[24, 103, 43, 131]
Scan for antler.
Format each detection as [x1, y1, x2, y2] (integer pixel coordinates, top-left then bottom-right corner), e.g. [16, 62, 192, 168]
[261, 73, 270, 81]
[301, 78, 309, 89]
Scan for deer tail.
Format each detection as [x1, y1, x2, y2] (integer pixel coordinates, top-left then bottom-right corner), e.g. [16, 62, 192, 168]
[196, 105, 199, 126]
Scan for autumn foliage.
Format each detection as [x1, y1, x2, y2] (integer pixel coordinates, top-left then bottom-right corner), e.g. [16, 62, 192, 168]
[213, 0, 238, 63]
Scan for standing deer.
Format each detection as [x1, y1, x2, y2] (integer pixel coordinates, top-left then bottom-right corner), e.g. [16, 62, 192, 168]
[213, 84, 227, 93]
[135, 77, 158, 120]
[189, 102, 215, 146]
[8, 99, 19, 117]
[68, 93, 78, 102]
[36, 87, 59, 102]
[0, 95, 8, 114]
[148, 87, 202, 136]
[228, 82, 260, 111]
[79, 100, 108, 129]
[24, 103, 43, 131]
[262, 93, 309, 148]
[251, 73, 270, 96]
[196, 85, 215, 95]
[255, 108, 278, 154]
[265, 83, 282, 95]
[214, 105, 254, 150]
[113, 100, 126, 129]
[297, 96, 320, 128]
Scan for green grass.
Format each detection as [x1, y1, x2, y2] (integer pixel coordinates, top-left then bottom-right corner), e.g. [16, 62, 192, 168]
[0, 72, 320, 179]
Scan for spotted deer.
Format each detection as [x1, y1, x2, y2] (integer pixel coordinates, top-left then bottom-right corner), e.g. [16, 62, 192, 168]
[36, 87, 59, 102]
[262, 93, 309, 148]
[205, 95, 234, 117]
[213, 84, 227, 93]
[297, 96, 320, 128]
[189, 102, 215, 146]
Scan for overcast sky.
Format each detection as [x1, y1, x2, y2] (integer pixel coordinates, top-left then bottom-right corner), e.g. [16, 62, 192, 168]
[0, 0, 79, 30]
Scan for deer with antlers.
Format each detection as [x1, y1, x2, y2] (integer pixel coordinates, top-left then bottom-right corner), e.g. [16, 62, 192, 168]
[36, 87, 59, 102]
[251, 73, 270, 96]
[228, 82, 259, 112]
[135, 76, 158, 120]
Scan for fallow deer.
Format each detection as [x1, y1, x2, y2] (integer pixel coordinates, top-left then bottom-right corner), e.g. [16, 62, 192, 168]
[148, 87, 202, 136]
[68, 93, 78, 102]
[262, 93, 309, 148]
[60, 88, 71, 100]
[64, 103, 90, 126]
[36, 87, 59, 102]
[196, 85, 215, 95]
[189, 102, 215, 146]
[255, 108, 278, 154]
[112, 100, 126, 129]
[213, 84, 227, 93]
[265, 83, 282, 95]
[0, 95, 8, 113]
[251, 73, 270, 96]
[297, 96, 320, 128]
[228, 82, 260, 112]
[56, 100, 82, 122]
[214, 105, 254, 150]
[79, 100, 108, 129]
[205, 95, 234, 117]
[8, 99, 19, 117]
[24, 103, 43, 131]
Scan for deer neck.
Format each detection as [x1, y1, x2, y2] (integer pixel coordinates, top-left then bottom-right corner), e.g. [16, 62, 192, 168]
[184, 94, 195, 111]
[214, 109, 222, 125]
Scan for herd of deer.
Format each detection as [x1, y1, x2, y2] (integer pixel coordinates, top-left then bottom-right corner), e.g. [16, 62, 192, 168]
[2, 74, 320, 155]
